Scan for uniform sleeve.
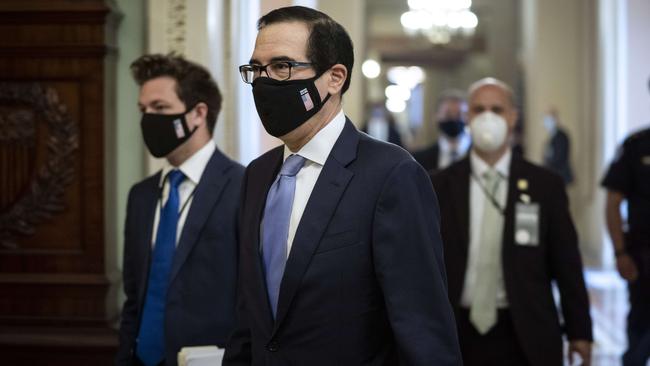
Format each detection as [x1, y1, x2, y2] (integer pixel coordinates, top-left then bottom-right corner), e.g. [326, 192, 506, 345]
[601, 138, 635, 195]
[373, 159, 462, 366]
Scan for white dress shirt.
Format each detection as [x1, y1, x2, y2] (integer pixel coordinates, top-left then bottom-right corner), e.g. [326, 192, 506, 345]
[461, 149, 512, 308]
[282, 109, 346, 256]
[151, 139, 216, 246]
[437, 133, 471, 169]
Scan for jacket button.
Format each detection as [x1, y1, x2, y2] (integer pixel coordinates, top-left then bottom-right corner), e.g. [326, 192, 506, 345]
[267, 340, 279, 352]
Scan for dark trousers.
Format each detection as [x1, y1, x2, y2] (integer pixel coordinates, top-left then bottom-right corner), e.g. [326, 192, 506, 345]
[623, 247, 650, 366]
[456, 308, 530, 366]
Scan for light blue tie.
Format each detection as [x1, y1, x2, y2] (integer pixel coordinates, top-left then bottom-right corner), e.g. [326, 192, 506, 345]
[262, 154, 306, 318]
[137, 169, 185, 366]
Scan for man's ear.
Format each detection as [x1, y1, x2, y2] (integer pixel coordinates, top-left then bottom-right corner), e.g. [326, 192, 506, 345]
[190, 102, 209, 127]
[326, 64, 348, 95]
[507, 108, 519, 130]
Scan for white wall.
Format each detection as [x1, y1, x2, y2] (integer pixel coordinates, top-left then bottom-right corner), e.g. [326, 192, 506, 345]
[521, 0, 602, 266]
[110, 0, 147, 322]
[318, 0, 366, 126]
[625, 0, 650, 133]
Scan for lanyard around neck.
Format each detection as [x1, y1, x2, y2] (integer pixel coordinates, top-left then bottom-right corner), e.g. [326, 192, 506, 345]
[471, 171, 506, 215]
[158, 178, 197, 219]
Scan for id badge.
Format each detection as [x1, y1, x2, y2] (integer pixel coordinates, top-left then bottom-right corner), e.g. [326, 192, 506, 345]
[515, 202, 539, 246]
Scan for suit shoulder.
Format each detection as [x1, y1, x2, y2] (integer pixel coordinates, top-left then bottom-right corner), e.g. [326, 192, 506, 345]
[225, 157, 246, 178]
[518, 158, 565, 188]
[412, 143, 439, 159]
[247, 145, 283, 171]
[357, 132, 415, 166]
[129, 173, 159, 195]
[623, 126, 650, 147]
[431, 158, 464, 181]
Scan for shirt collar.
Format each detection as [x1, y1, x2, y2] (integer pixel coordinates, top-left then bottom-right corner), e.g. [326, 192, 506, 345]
[470, 148, 511, 179]
[283, 109, 346, 165]
[159, 139, 216, 186]
[438, 132, 471, 154]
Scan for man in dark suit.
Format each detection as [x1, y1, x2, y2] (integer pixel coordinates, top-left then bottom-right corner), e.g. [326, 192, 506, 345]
[543, 108, 574, 185]
[412, 89, 470, 172]
[225, 6, 461, 366]
[361, 102, 403, 147]
[116, 54, 244, 366]
[430, 78, 592, 366]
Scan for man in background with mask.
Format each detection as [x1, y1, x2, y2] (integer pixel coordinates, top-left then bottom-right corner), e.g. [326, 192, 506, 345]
[413, 89, 471, 172]
[116, 54, 244, 366]
[225, 6, 461, 366]
[361, 102, 403, 146]
[543, 108, 574, 185]
[430, 78, 592, 366]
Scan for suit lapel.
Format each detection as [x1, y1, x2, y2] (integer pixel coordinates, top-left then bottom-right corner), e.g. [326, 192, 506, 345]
[250, 148, 284, 331]
[452, 158, 471, 257]
[137, 173, 161, 306]
[272, 120, 358, 333]
[168, 149, 232, 285]
[502, 156, 522, 251]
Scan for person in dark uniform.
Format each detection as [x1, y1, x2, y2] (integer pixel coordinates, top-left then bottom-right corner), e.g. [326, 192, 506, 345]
[412, 89, 470, 172]
[602, 125, 650, 366]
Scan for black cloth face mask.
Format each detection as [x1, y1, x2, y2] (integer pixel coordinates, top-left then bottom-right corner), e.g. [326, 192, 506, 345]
[439, 119, 465, 138]
[252, 74, 331, 137]
[140, 108, 197, 158]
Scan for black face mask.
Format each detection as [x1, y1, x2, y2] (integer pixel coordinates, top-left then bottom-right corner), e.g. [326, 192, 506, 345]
[140, 108, 197, 158]
[439, 119, 465, 138]
[252, 74, 331, 137]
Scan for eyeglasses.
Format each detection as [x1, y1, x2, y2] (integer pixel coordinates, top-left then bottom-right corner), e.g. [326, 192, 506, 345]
[238, 61, 313, 84]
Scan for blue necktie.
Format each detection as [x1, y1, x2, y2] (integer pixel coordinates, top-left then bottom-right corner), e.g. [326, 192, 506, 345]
[137, 169, 185, 366]
[262, 154, 306, 318]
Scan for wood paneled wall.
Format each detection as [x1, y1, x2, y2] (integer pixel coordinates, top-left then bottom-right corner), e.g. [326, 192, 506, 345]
[0, 1, 120, 364]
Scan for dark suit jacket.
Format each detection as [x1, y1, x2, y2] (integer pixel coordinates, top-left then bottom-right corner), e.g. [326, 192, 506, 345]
[544, 128, 573, 184]
[412, 143, 440, 172]
[116, 148, 245, 366]
[224, 120, 461, 366]
[430, 155, 592, 366]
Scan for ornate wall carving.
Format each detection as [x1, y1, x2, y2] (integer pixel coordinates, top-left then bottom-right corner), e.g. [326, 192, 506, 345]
[166, 0, 187, 55]
[0, 1, 120, 364]
[0, 83, 78, 249]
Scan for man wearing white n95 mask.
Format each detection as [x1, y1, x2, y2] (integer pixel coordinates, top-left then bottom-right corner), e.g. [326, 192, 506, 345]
[430, 77, 593, 366]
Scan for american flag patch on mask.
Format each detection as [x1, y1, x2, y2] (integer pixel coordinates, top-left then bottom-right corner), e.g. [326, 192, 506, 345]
[300, 88, 314, 111]
[173, 119, 185, 139]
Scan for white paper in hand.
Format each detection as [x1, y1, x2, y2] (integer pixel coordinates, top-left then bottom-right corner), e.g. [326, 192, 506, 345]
[178, 345, 224, 366]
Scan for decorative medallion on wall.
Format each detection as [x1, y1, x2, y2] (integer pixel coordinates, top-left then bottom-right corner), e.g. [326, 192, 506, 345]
[0, 83, 79, 249]
[167, 0, 187, 55]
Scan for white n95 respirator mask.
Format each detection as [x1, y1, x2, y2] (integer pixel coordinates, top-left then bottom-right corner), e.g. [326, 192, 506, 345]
[469, 111, 508, 152]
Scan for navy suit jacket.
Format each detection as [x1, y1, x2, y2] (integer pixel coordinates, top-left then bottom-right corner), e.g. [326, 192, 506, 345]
[225, 120, 461, 366]
[430, 156, 592, 366]
[116, 148, 245, 366]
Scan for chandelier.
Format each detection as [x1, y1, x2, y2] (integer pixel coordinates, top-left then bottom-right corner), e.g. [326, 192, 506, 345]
[400, 0, 478, 45]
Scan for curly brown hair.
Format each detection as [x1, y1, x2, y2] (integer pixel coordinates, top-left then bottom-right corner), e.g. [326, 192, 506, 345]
[130, 54, 222, 133]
